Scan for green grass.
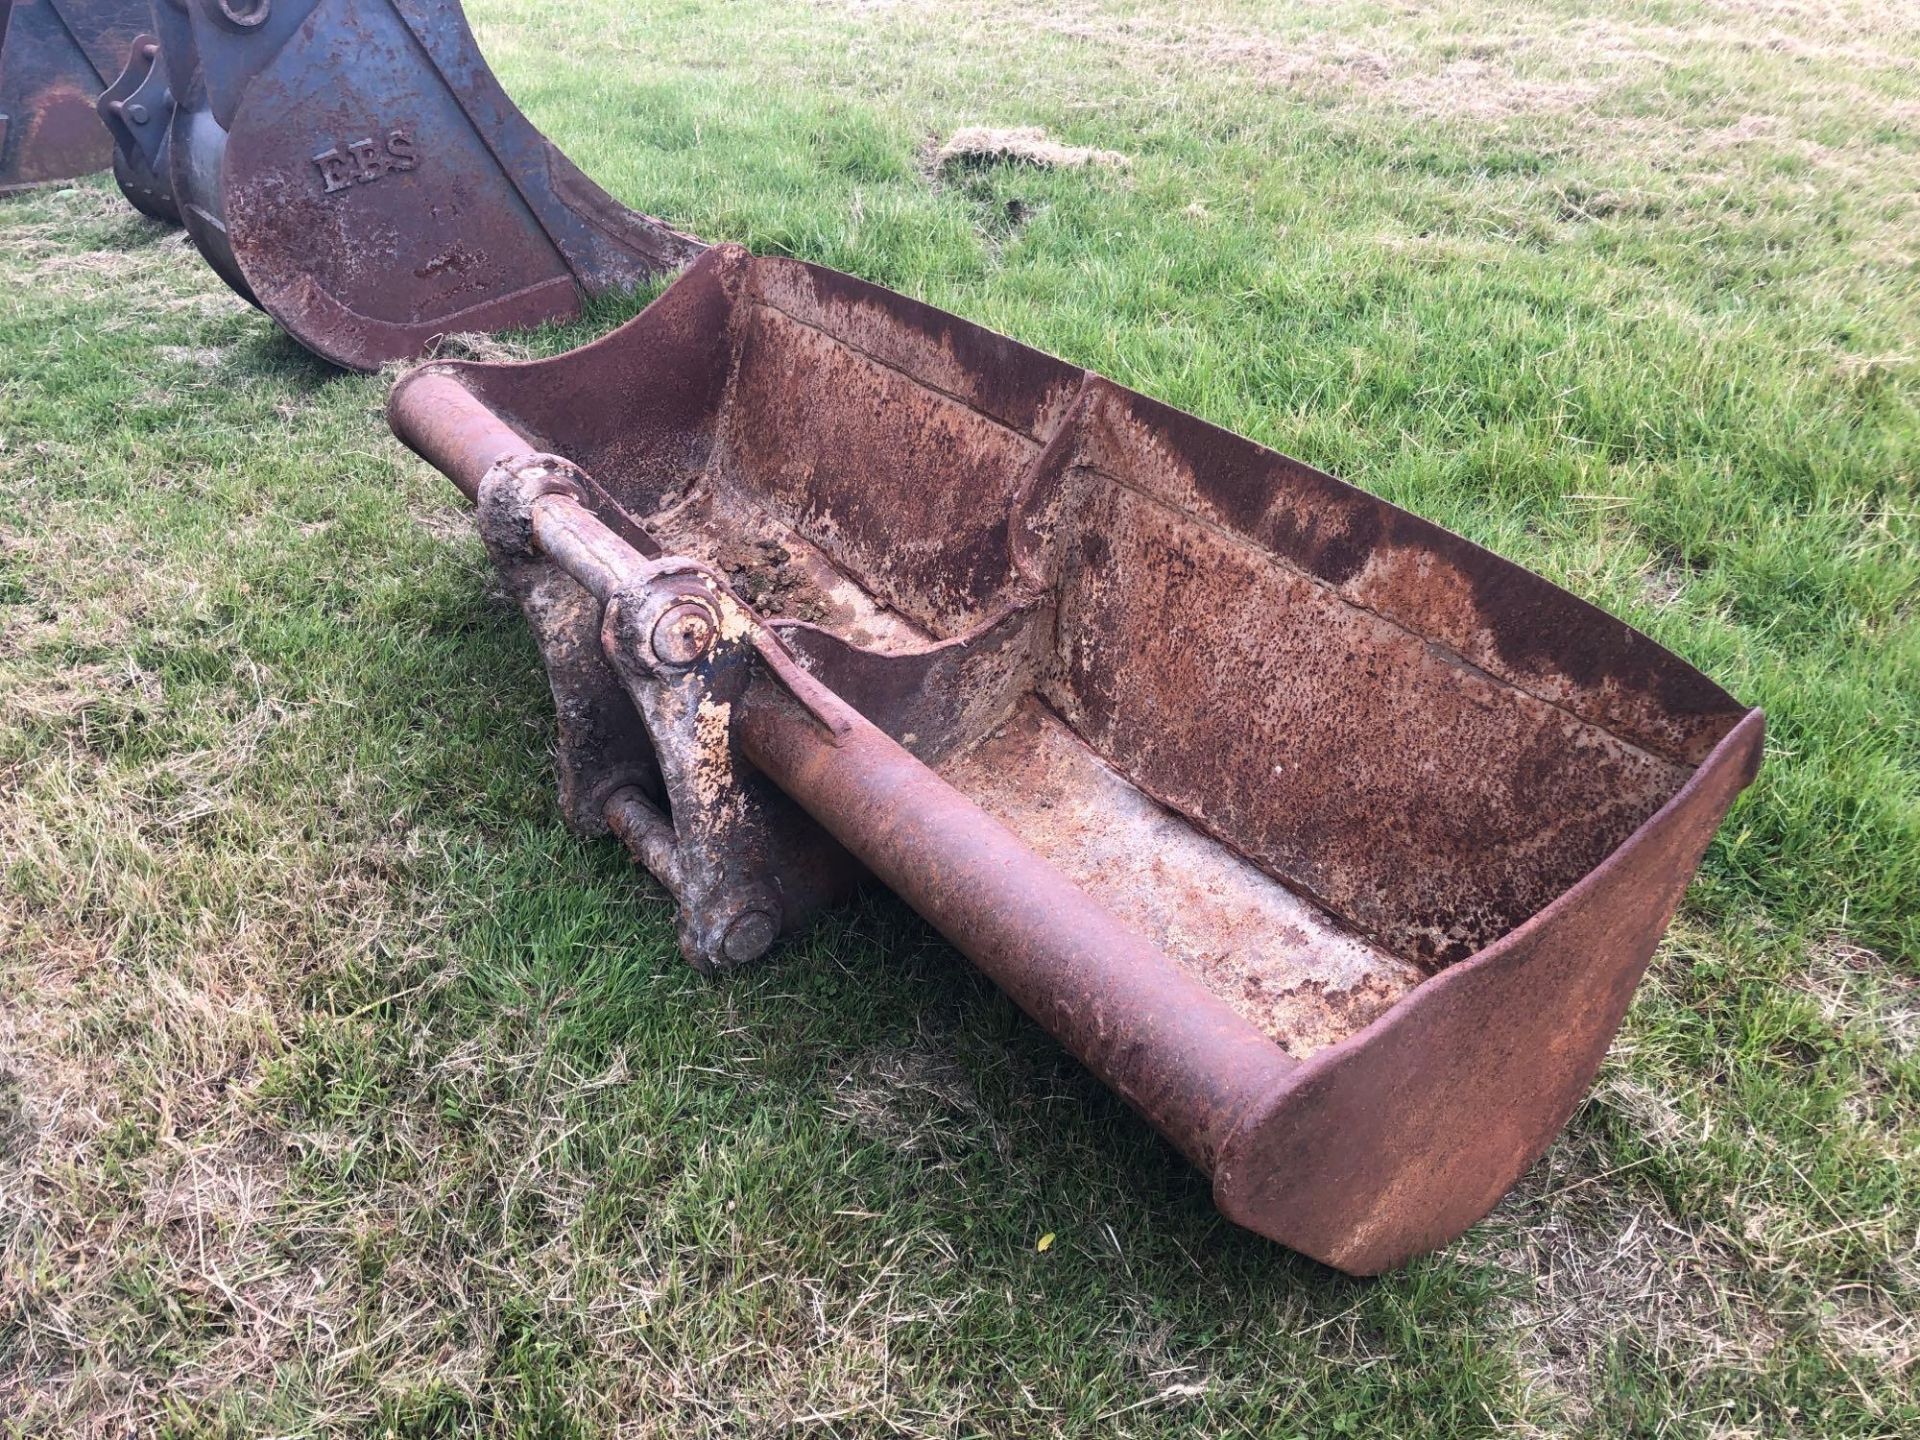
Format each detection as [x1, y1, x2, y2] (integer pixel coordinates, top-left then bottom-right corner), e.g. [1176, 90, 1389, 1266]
[2, 0, 1916, 1435]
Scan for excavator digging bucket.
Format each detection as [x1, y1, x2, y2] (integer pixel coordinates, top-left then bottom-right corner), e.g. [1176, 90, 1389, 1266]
[109, 0, 702, 369]
[389, 245, 1764, 1274]
[0, 0, 146, 192]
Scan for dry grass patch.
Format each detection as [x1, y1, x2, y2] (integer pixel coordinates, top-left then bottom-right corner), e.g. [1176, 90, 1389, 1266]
[0, 814, 432, 1432]
[826, 1041, 997, 1162]
[834, 0, 1920, 184]
[1792, 937, 1920, 1064]
[0, 186, 238, 340]
[934, 126, 1129, 171]
[1485, 1142, 1782, 1426]
[1476, 1049, 1918, 1429]
[409, 501, 489, 551]
[0, 519, 421, 1430]
[1026, 14, 1613, 123]
[0, 912, 311, 1434]
[424, 330, 542, 364]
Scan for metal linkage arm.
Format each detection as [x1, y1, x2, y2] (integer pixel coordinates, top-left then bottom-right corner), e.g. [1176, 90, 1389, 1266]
[471, 455, 1296, 1165]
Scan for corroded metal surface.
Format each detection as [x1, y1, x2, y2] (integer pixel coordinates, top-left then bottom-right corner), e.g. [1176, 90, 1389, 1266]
[0, 0, 146, 192]
[944, 698, 1427, 1060]
[105, 0, 703, 369]
[1213, 709, 1764, 1273]
[388, 243, 1763, 1272]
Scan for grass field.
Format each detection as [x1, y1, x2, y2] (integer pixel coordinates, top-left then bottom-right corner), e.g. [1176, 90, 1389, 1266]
[2, 0, 1917, 1434]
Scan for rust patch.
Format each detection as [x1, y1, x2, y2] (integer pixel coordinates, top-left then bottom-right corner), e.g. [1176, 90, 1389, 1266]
[2, 1, 148, 194]
[749, 259, 1084, 440]
[1042, 471, 1691, 966]
[718, 301, 1040, 637]
[1082, 386, 1748, 766]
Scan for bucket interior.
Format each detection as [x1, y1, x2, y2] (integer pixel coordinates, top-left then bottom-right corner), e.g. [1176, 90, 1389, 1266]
[476, 255, 1745, 1060]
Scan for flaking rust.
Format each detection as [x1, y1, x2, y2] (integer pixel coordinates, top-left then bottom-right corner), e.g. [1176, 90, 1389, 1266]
[389, 243, 1763, 1274]
[97, 0, 703, 369]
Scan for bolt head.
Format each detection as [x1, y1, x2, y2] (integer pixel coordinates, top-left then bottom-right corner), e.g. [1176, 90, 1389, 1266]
[651, 602, 716, 666]
[127, 103, 149, 124]
[721, 909, 778, 966]
[217, 0, 273, 27]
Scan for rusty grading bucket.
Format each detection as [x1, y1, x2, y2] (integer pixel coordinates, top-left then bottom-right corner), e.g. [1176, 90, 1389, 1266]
[0, 0, 146, 192]
[389, 245, 1764, 1273]
[102, 0, 703, 369]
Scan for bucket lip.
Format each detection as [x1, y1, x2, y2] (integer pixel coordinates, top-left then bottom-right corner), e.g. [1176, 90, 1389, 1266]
[1211, 703, 1765, 1272]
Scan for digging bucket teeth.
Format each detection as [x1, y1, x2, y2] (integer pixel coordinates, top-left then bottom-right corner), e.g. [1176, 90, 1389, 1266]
[389, 245, 1764, 1272]
[0, 0, 147, 192]
[110, 0, 704, 370]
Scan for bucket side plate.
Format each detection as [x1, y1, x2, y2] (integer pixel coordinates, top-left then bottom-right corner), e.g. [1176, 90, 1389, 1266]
[1215, 709, 1765, 1272]
[174, 0, 702, 368]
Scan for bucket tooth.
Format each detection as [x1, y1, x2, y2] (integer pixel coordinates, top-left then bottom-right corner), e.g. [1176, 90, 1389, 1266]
[0, 0, 147, 193]
[388, 246, 1764, 1271]
[110, 0, 703, 370]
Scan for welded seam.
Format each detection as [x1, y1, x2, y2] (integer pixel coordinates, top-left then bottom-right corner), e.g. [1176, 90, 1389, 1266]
[45, 0, 118, 89]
